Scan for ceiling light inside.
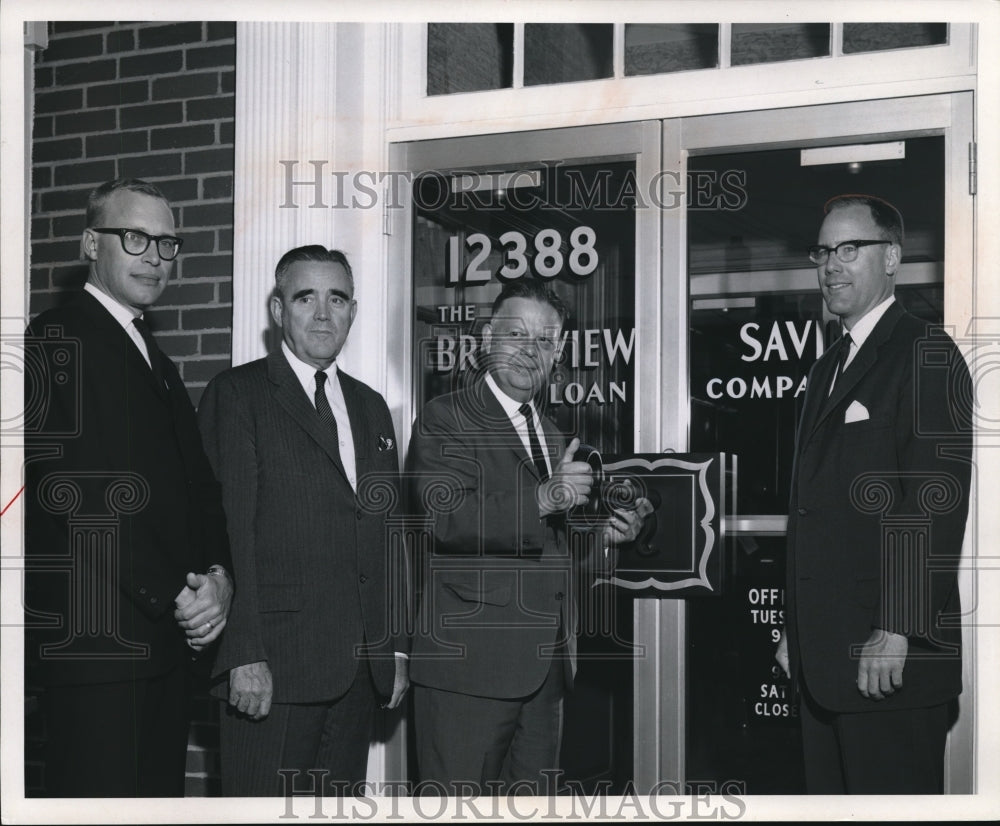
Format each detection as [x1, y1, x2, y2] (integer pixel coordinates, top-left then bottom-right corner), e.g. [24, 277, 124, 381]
[800, 141, 905, 167]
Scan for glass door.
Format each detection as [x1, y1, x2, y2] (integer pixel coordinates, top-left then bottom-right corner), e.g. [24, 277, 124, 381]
[390, 122, 662, 791]
[388, 92, 974, 795]
[687, 137, 947, 793]
[660, 92, 975, 794]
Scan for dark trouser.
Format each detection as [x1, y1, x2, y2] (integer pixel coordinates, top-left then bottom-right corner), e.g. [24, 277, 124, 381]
[219, 659, 377, 797]
[414, 653, 565, 796]
[42, 665, 191, 797]
[798, 682, 950, 794]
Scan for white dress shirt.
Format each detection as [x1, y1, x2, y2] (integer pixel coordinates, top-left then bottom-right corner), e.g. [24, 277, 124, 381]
[484, 371, 552, 477]
[84, 281, 152, 368]
[840, 295, 896, 370]
[828, 295, 896, 394]
[281, 340, 357, 492]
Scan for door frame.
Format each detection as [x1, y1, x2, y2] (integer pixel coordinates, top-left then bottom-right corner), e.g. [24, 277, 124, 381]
[644, 90, 976, 794]
[388, 121, 664, 456]
[387, 121, 664, 788]
[385, 91, 976, 794]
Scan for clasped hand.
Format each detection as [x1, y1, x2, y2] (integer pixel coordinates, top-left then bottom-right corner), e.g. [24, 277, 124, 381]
[174, 568, 233, 651]
[537, 437, 654, 544]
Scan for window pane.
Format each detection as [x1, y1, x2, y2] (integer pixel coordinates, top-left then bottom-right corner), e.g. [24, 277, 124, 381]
[687, 136, 945, 513]
[524, 24, 613, 86]
[411, 160, 636, 455]
[731, 23, 830, 66]
[427, 23, 513, 95]
[625, 24, 719, 75]
[843, 22, 948, 54]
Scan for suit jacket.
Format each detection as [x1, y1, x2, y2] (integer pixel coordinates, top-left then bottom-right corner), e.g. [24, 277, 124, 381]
[24, 290, 231, 686]
[197, 350, 403, 703]
[406, 380, 602, 700]
[786, 301, 972, 713]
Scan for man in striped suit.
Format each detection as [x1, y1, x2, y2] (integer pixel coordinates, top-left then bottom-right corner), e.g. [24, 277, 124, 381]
[199, 246, 408, 796]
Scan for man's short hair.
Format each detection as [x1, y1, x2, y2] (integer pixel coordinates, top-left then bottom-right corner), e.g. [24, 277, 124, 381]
[491, 280, 570, 326]
[824, 194, 905, 246]
[86, 178, 170, 227]
[274, 245, 355, 294]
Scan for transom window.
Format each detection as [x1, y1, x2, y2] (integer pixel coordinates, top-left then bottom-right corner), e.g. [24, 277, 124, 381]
[426, 22, 949, 96]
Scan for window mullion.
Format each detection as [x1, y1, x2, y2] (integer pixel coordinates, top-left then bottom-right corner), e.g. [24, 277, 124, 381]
[513, 22, 525, 89]
[614, 23, 625, 78]
[832, 22, 844, 58]
[719, 23, 732, 69]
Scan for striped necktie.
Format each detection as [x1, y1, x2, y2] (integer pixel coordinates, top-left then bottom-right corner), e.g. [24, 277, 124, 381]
[518, 402, 549, 481]
[314, 371, 342, 461]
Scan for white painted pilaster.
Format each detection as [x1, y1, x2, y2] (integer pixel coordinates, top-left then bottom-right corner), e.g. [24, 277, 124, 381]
[232, 20, 403, 788]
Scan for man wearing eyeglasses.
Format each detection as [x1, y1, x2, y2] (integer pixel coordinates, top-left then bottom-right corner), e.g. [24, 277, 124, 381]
[406, 280, 652, 795]
[776, 195, 972, 793]
[24, 178, 233, 796]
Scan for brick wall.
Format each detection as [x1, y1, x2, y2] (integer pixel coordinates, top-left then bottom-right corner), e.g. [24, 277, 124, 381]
[30, 20, 235, 408]
[27, 20, 236, 797]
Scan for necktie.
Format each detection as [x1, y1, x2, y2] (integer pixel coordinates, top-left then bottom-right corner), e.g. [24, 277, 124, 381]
[314, 371, 342, 460]
[131, 316, 165, 390]
[838, 331, 853, 376]
[518, 402, 549, 481]
[828, 331, 852, 396]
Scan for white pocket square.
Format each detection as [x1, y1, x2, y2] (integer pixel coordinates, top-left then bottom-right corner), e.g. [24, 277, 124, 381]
[844, 400, 869, 423]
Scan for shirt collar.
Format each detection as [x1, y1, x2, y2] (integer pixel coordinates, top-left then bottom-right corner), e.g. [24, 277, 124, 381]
[484, 371, 532, 420]
[843, 295, 895, 350]
[84, 281, 142, 329]
[281, 340, 338, 391]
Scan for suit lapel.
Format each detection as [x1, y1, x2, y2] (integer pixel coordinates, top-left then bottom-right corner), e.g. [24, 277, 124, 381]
[820, 338, 873, 423]
[266, 350, 349, 482]
[78, 291, 169, 403]
[809, 301, 905, 436]
[538, 409, 563, 474]
[339, 370, 369, 468]
[798, 340, 837, 446]
[801, 340, 845, 438]
[472, 381, 547, 481]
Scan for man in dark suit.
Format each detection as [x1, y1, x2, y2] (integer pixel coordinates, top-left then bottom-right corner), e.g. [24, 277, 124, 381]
[406, 280, 651, 795]
[24, 178, 234, 796]
[198, 246, 408, 796]
[777, 195, 972, 793]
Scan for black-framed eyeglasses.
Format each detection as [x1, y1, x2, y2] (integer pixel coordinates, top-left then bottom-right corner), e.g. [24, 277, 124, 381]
[808, 239, 889, 265]
[92, 228, 184, 261]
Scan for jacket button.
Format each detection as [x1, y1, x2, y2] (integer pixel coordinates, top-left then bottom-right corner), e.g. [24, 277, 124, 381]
[359, 575, 368, 584]
[555, 592, 564, 601]
[150, 596, 158, 605]
[139, 587, 147, 595]
[356, 510, 363, 521]
[797, 508, 808, 516]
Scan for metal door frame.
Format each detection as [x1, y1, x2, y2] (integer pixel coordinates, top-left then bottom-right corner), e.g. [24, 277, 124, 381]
[642, 91, 975, 794]
[386, 92, 976, 793]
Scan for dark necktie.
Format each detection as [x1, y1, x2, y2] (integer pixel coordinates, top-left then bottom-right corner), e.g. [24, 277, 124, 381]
[828, 331, 852, 396]
[131, 316, 165, 391]
[518, 402, 549, 481]
[838, 331, 853, 376]
[314, 371, 342, 460]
